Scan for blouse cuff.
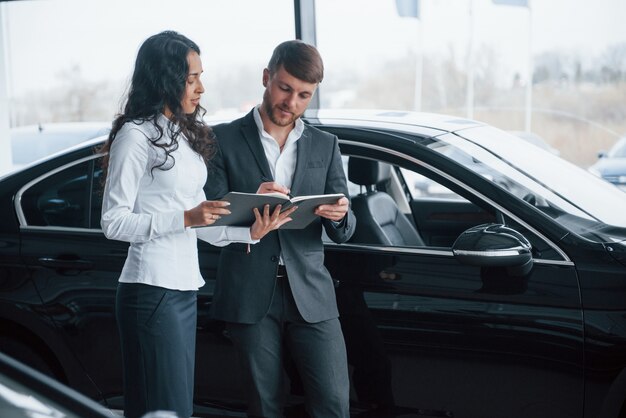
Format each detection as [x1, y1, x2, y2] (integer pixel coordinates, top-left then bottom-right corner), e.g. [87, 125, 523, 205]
[227, 227, 260, 244]
[163, 211, 186, 234]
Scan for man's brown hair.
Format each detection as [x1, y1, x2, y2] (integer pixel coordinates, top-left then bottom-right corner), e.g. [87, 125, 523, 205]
[267, 40, 324, 84]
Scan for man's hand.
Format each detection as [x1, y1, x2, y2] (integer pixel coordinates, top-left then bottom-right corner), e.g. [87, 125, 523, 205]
[315, 197, 349, 222]
[257, 181, 291, 196]
[250, 204, 298, 240]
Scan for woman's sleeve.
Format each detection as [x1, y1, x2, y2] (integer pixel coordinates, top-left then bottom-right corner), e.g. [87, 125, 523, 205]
[195, 225, 259, 247]
[101, 128, 184, 242]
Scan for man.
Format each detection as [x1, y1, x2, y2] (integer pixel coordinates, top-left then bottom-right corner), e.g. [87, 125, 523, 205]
[205, 40, 356, 418]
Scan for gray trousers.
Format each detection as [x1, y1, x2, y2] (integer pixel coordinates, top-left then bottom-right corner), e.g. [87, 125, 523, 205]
[116, 282, 197, 418]
[227, 276, 350, 418]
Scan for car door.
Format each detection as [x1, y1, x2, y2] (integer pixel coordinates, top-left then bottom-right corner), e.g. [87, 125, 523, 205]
[323, 131, 584, 418]
[194, 240, 248, 410]
[16, 153, 128, 404]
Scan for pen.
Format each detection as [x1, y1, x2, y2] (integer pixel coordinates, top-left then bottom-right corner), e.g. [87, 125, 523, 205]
[260, 176, 294, 199]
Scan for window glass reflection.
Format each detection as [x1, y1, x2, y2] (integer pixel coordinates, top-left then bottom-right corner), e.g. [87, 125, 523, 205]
[22, 160, 93, 228]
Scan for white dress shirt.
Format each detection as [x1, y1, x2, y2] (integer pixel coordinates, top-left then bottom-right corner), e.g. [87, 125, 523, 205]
[101, 115, 254, 291]
[253, 105, 343, 231]
[253, 106, 305, 265]
[253, 106, 304, 190]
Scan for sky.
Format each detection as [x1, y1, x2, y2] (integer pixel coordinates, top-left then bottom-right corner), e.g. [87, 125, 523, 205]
[1, 0, 625, 97]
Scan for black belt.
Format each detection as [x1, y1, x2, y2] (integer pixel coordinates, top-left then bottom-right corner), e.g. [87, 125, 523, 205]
[277, 265, 288, 279]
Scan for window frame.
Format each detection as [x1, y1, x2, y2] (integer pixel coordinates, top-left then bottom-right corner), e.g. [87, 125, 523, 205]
[334, 137, 572, 265]
[15, 153, 104, 233]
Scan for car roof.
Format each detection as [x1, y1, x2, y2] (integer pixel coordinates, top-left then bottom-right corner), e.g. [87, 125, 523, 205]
[304, 108, 485, 136]
[10, 121, 111, 134]
[8, 121, 111, 169]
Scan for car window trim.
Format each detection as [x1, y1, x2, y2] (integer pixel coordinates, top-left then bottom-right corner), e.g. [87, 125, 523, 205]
[338, 139, 572, 263]
[15, 153, 103, 230]
[18, 225, 104, 234]
[324, 242, 574, 267]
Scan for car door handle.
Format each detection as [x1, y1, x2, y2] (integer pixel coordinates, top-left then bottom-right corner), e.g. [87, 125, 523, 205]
[38, 257, 94, 271]
[379, 270, 399, 281]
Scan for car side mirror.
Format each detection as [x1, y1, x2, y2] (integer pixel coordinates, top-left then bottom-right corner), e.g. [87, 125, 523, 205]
[452, 223, 533, 276]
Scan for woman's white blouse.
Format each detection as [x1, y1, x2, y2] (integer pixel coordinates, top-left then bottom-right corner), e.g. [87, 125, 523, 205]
[101, 117, 253, 291]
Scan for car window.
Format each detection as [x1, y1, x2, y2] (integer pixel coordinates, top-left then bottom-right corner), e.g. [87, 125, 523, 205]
[343, 151, 493, 247]
[400, 168, 465, 200]
[20, 156, 103, 229]
[339, 148, 565, 260]
[343, 156, 465, 201]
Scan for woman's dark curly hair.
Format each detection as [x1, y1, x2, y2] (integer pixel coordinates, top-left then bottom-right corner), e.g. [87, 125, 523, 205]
[100, 30, 215, 179]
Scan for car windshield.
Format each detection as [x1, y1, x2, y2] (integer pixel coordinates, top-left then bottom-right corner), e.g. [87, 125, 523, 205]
[435, 126, 626, 233]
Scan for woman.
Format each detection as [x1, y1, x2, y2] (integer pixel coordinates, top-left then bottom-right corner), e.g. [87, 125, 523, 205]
[100, 31, 294, 418]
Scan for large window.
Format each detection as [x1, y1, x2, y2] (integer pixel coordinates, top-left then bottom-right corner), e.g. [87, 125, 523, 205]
[3, 0, 294, 126]
[314, 0, 626, 170]
[2, 0, 626, 174]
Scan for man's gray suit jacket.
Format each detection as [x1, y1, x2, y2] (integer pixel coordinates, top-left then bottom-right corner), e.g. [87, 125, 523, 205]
[205, 110, 356, 324]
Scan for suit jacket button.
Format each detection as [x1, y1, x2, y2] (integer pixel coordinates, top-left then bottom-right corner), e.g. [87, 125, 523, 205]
[271, 256, 279, 262]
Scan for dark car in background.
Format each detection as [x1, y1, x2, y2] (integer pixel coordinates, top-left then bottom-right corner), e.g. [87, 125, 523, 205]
[589, 136, 626, 192]
[0, 110, 625, 418]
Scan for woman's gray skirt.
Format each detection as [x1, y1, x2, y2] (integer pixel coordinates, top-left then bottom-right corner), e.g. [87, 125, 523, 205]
[116, 282, 197, 418]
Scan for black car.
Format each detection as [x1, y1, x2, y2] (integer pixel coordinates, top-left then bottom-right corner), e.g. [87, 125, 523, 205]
[1, 109, 625, 418]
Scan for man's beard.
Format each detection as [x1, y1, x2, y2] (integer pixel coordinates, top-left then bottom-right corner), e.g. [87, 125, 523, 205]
[263, 96, 300, 127]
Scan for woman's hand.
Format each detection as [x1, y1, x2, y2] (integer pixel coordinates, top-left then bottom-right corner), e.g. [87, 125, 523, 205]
[250, 204, 298, 240]
[184, 201, 231, 227]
